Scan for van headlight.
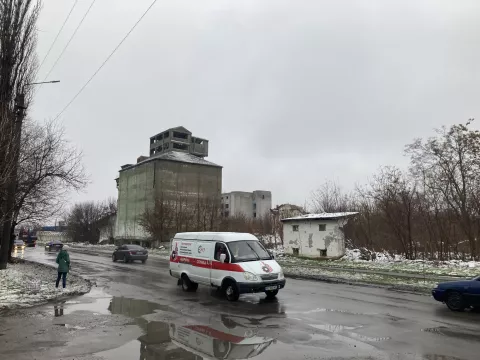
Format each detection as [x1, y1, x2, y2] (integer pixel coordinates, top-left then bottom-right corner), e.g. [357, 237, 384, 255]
[243, 272, 259, 281]
[278, 271, 284, 280]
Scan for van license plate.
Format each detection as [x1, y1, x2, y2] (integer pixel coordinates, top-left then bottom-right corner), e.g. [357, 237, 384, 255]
[265, 285, 277, 291]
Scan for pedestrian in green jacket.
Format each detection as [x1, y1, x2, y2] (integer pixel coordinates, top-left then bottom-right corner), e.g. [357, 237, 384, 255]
[55, 248, 70, 289]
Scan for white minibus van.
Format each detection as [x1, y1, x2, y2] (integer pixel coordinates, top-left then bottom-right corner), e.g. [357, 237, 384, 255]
[169, 232, 286, 301]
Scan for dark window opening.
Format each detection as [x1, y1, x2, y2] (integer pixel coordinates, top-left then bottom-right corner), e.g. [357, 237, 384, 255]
[164, 132, 169, 138]
[225, 204, 229, 209]
[173, 143, 188, 150]
[214, 243, 230, 262]
[293, 248, 299, 256]
[226, 196, 229, 199]
[262, 195, 265, 199]
[173, 131, 188, 139]
[293, 225, 299, 232]
[253, 212, 257, 218]
[319, 224, 326, 231]
[320, 249, 327, 257]
[224, 211, 229, 217]
[253, 203, 256, 209]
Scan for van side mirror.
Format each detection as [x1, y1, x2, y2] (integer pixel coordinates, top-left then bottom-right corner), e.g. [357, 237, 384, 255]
[220, 253, 226, 263]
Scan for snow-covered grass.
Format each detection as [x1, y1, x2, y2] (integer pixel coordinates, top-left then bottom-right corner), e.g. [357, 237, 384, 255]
[0, 261, 91, 311]
[64, 242, 117, 251]
[283, 265, 437, 292]
[278, 249, 480, 278]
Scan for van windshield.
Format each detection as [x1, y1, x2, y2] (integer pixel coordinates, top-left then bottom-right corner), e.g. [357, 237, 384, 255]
[227, 241, 271, 263]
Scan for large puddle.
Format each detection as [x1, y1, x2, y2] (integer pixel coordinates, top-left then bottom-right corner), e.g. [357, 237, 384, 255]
[48, 295, 460, 360]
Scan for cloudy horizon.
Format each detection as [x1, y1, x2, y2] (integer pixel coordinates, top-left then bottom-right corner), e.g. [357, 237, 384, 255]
[31, 0, 480, 212]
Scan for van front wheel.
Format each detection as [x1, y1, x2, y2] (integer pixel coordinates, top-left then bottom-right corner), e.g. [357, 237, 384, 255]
[265, 289, 278, 299]
[224, 281, 240, 302]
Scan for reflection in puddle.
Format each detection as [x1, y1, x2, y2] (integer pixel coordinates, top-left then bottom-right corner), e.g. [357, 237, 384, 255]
[103, 296, 276, 360]
[54, 303, 64, 317]
[62, 288, 112, 315]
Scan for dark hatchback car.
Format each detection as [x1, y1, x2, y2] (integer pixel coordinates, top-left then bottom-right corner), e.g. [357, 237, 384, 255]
[432, 276, 480, 311]
[45, 240, 64, 252]
[112, 244, 148, 263]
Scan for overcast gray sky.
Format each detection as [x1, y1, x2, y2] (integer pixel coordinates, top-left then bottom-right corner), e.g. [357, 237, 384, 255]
[31, 0, 480, 209]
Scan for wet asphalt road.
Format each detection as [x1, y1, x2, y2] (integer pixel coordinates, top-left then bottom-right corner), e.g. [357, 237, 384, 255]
[1, 248, 480, 360]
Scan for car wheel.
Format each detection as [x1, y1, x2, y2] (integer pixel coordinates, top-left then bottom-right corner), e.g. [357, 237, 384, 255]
[142, 260, 146, 264]
[181, 275, 197, 292]
[224, 281, 240, 302]
[112, 254, 117, 262]
[265, 289, 279, 299]
[446, 291, 465, 312]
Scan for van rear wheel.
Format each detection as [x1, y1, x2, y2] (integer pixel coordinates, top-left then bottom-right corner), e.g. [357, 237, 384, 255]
[181, 275, 198, 292]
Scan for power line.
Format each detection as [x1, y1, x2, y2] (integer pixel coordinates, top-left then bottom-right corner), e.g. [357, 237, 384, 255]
[53, 0, 158, 121]
[42, 0, 98, 83]
[38, 0, 79, 73]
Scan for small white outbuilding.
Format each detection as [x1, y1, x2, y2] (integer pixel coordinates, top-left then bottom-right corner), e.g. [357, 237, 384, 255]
[281, 212, 358, 259]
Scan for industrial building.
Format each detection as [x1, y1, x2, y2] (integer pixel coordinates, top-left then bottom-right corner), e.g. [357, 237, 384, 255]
[221, 191, 272, 219]
[115, 127, 222, 246]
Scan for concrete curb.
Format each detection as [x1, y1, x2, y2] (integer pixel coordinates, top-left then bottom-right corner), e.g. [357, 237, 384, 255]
[284, 271, 432, 295]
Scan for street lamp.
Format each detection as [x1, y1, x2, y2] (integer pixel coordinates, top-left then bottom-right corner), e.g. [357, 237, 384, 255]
[26, 80, 60, 86]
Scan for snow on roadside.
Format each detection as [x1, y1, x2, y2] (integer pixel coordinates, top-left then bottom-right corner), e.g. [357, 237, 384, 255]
[0, 261, 91, 311]
[278, 248, 480, 278]
[283, 265, 436, 291]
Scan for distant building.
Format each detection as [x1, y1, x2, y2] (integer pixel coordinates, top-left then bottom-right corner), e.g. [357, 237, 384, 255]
[271, 204, 306, 220]
[221, 191, 272, 219]
[281, 212, 358, 259]
[149, 126, 208, 158]
[115, 126, 222, 247]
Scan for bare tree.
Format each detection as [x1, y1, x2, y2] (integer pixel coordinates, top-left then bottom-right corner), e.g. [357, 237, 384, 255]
[0, 0, 41, 269]
[65, 200, 115, 244]
[3, 119, 87, 260]
[406, 121, 480, 259]
[311, 180, 351, 213]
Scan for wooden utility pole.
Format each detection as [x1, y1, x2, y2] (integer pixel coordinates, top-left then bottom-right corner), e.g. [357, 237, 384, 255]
[0, 94, 26, 269]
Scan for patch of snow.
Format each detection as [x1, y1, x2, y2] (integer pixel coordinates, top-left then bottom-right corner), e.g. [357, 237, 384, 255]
[0, 261, 91, 311]
[281, 212, 358, 221]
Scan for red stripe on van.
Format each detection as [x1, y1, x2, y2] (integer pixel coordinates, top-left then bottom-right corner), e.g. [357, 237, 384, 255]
[185, 325, 244, 343]
[211, 260, 243, 272]
[171, 255, 244, 272]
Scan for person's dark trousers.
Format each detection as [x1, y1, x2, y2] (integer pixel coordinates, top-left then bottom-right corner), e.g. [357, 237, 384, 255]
[56, 272, 67, 288]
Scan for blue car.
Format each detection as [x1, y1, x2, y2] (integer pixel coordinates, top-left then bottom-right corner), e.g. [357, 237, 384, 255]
[432, 276, 480, 311]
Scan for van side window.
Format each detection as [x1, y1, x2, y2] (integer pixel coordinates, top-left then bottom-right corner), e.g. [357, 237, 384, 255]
[214, 243, 230, 262]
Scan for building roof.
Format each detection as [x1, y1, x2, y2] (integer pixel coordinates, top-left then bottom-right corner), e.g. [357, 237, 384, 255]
[174, 232, 259, 242]
[150, 126, 192, 139]
[281, 212, 359, 222]
[119, 151, 221, 172]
